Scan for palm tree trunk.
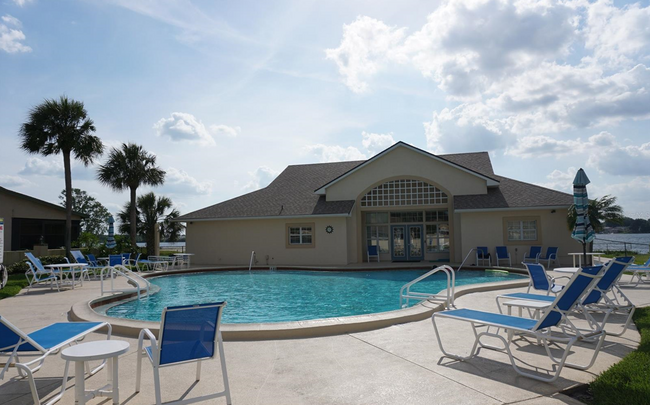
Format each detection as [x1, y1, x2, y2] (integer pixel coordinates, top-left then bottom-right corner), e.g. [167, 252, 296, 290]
[130, 186, 138, 249]
[63, 151, 73, 259]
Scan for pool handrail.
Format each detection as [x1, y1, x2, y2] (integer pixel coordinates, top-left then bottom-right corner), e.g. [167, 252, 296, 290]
[100, 264, 151, 300]
[399, 265, 456, 309]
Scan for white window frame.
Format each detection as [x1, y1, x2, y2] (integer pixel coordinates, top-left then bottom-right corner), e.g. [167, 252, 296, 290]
[286, 224, 314, 248]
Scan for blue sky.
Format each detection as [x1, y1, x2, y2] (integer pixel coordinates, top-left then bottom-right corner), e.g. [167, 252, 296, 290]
[1, 0, 649, 219]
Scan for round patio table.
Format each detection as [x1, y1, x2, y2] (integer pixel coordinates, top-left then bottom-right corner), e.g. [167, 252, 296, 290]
[61, 340, 130, 405]
[44, 263, 87, 289]
[554, 267, 580, 274]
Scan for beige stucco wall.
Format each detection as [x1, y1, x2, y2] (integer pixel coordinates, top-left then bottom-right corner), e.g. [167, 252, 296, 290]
[459, 208, 575, 267]
[324, 146, 488, 202]
[186, 216, 349, 266]
[0, 191, 81, 251]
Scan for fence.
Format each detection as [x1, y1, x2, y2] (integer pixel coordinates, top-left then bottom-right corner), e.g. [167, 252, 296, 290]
[594, 237, 650, 255]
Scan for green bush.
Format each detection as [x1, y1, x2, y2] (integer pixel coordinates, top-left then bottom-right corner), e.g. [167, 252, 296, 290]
[7, 255, 68, 274]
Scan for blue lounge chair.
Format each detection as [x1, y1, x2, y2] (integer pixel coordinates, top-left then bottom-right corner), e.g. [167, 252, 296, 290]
[522, 246, 541, 263]
[121, 252, 131, 265]
[432, 265, 606, 382]
[0, 316, 111, 405]
[495, 246, 511, 267]
[475, 246, 491, 266]
[24, 262, 61, 293]
[135, 302, 231, 405]
[497, 257, 634, 337]
[71, 250, 103, 279]
[523, 262, 569, 294]
[367, 245, 379, 262]
[624, 258, 650, 287]
[539, 247, 559, 268]
[25, 252, 86, 289]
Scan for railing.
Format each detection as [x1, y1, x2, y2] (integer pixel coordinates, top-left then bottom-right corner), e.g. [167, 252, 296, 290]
[456, 248, 477, 272]
[399, 265, 456, 309]
[594, 237, 650, 255]
[249, 251, 255, 272]
[100, 264, 151, 300]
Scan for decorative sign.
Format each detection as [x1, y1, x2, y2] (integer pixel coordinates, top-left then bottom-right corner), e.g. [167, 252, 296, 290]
[326, 225, 334, 234]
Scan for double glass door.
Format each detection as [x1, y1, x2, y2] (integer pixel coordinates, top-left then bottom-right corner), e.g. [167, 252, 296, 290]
[390, 225, 424, 261]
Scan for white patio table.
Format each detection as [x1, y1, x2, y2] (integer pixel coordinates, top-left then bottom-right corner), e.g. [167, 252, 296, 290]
[44, 263, 87, 289]
[61, 340, 130, 405]
[568, 252, 603, 267]
[174, 253, 194, 267]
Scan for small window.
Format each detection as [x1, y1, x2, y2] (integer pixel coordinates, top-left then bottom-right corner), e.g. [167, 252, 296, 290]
[507, 220, 538, 241]
[426, 224, 450, 252]
[287, 224, 314, 247]
[425, 209, 449, 222]
[390, 211, 423, 223]
[365, 212, 389, 224]
[367, 225, 389, 253]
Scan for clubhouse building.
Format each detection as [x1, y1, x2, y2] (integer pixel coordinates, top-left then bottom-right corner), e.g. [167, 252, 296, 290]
[178, 142, 576, 266]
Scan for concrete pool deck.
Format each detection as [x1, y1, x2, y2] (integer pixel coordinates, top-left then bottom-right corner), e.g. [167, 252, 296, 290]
[1, 269, 648, 405]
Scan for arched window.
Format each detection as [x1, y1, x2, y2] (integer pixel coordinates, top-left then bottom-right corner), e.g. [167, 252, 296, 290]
[360, 179, 448, 207]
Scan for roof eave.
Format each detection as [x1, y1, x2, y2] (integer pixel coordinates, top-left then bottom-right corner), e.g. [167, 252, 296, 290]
[173, 212, 353, 222]
[454, 205, 571, 213]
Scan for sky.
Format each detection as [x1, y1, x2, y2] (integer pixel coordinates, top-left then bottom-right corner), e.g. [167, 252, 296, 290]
[1, 0, 649, 220]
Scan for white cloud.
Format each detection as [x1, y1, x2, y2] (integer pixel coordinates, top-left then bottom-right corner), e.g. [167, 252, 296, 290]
[325, 16, 407, 93]
[154, 112, 216, 146]
[162, 167, 212, 195]
[18, 157, 95, 180]
[361, 131, 396, 154]
[0, 175, 32, 188]
[209, 124, 241, 138]
[0, 14, 31, 53]
[506, 136, 585, 159]
[587, 134, 650, 177]
[242, 166, 279, 191]
[538, 167, 577, 192]
[599, 177, 650, 218]
[304, 144, 367, 163]
[424, 103, 511, 154]
[584, 0, 650, 67]
[11, 0, 33, 6]
[19, 157, 63, 176]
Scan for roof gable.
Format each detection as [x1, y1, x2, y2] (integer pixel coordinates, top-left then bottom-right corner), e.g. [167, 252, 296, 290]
[313, 142, 499, 194]
[0, 186, 87, 218]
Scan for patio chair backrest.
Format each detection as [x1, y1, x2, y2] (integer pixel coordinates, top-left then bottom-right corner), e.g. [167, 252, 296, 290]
[582, 257, 634, 305]
[109, 255, 123, 266]
[157, 302, 226, 366]
[535, 265, 603, 330]
[71, 250, 88, 264]
[121, 253, 131, 263]
[544, 247, 558, 259]
[368, 245, 378, 256]
[0, 315, 43, 353]
[86, 254, 100, 266]
[477, 246, 489, 257]
[523, 263, 550, 291]
[496, 246, 509, 258]
[528, 246, 542, 258]
[24, 252, 46, 272]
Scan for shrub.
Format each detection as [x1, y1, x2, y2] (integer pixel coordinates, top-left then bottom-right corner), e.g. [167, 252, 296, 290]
[7, 255, 68, 274]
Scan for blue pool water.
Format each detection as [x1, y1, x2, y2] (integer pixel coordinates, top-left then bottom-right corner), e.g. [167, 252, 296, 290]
[104, 269, 525, 323]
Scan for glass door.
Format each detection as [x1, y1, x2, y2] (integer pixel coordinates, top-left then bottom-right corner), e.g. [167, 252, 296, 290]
[391, 225, 424, 261]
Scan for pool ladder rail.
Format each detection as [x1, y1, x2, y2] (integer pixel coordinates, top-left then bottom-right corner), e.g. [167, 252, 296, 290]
[399, 265, 456, 309]
[100, 264, 151, 300]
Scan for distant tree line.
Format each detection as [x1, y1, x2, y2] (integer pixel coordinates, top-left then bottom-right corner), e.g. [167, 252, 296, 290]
[605, 217, 650, 233]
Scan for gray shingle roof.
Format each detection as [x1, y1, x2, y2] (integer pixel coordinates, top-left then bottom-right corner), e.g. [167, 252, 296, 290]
[454, 175, 573, 210]
[177, 150, 572, 221]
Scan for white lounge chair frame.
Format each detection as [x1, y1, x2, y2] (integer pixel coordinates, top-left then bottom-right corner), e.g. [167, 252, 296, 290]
[432, 266, 606, 382]
[0, 317, 111, 405]
[25, 262, 61, 293]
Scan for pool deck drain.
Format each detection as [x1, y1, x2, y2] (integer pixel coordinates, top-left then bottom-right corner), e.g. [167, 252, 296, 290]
[1, 268, 648, 405]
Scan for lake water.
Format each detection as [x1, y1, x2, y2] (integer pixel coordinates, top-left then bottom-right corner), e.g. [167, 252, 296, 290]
[594, 233, 650, 254]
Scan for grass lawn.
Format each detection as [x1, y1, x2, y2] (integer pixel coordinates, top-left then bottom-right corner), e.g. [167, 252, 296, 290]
[601, 253, 649, 266]
[590, 306, 650, 405]
[0, 273, 29, 300]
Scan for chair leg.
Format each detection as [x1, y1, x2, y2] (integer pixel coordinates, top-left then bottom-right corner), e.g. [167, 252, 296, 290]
[217, 332, 232, 405]
[153, 366, 162, 405]
[135, 347, 143, 393]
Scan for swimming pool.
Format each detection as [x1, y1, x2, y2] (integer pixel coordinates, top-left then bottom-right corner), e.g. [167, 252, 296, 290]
[104, 269, 524, 323]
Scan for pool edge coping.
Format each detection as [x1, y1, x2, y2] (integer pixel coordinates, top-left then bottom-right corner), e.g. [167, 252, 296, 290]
[70, 276, 529, 341]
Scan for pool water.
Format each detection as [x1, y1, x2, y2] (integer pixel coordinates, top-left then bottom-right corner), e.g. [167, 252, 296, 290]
[104, 269, 525, 323]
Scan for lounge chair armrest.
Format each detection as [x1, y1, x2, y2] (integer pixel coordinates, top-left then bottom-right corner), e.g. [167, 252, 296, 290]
[138, 328, 158, 349]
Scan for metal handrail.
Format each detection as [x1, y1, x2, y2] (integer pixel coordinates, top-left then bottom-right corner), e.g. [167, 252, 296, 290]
[399, 265, 456, 309]
[457, 248, 478, 272]
[249, 251, 255, 272]
[100, 264, 151, 299]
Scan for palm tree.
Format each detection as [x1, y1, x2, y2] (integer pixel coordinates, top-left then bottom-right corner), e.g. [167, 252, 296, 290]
[162, 209, 185, 242]
[568, 195, 624, 256]
[118, 192, 177, 255]
[19, 96, 103, 257]
[97, 143, 165, 248]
